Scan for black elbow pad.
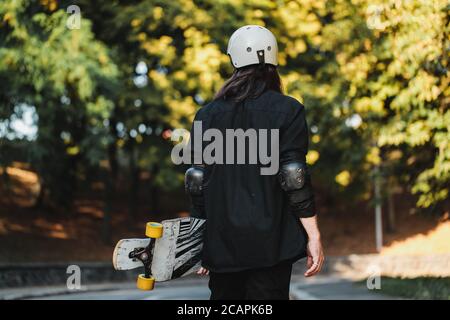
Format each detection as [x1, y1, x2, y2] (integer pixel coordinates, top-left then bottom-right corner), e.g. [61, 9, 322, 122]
[278, 162, 307, 191]
[185, 166, 204, 196]
[278, 161, 314, 204]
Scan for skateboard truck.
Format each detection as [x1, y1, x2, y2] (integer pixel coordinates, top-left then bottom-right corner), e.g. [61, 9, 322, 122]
[128, 240, 155, 279]
[134, 222, 164, 290]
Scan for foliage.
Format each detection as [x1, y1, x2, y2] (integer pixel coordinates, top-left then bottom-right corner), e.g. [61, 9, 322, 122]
[0, 0, 118, 208]
[0, 0, 448, 212]
[334, 0, 450, 209]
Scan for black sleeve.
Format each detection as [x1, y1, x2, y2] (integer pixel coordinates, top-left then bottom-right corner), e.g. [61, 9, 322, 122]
[189, 190, 205, 219]
[279, 100, 317, 218]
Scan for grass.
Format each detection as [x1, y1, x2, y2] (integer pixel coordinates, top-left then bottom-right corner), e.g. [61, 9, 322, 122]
[359, 277, 450, 300]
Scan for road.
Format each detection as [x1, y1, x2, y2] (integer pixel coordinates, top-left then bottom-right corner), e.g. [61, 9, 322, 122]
[20, 276, 397, 300]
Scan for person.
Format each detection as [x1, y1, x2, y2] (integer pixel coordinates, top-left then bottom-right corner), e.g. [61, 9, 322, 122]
[185, 25, 324, 300]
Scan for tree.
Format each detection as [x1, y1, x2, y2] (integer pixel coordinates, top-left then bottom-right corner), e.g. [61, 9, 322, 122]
[327, 0, 449, 210]
[0, 0, 119, 210]
[1, 0, 447, 223]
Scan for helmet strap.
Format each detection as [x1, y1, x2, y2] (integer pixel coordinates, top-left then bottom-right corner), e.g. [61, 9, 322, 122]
[257, 50, 265, 66]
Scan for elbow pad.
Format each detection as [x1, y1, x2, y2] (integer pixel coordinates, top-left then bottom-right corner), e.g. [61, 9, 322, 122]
[279, 162, 307, 191]
[278, 161, 314, 204]
[185, 166, 204, 196]
[185, 166, 205, 219]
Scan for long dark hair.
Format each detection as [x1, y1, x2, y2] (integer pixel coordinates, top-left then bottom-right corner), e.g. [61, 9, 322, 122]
[214, 64, 283, 103]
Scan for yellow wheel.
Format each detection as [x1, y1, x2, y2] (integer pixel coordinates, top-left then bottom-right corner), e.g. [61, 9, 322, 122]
[137, 274, 155, 290]
[145, 222, 163, 238]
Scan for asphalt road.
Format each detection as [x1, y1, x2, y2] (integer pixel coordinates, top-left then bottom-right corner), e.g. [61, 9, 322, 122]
[24, 276, 397, 300]
[32, 285, 210, 300]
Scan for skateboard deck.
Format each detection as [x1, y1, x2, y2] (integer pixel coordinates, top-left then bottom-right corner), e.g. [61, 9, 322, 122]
[113, 217, 206, 283]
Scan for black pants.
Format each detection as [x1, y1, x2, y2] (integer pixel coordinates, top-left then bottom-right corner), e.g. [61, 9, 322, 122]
[208, 261, 293, 300]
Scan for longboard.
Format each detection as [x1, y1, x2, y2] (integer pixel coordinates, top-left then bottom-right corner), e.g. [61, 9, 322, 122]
[112, 217, 206, 290]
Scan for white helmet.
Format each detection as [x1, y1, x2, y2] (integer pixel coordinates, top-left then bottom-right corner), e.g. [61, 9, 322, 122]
[227, 25, 278, 69]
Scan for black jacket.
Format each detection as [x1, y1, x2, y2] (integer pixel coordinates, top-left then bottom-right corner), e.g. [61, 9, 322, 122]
[189, 89, 316, 273]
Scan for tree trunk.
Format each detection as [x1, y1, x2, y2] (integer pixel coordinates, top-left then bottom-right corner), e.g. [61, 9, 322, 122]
[102, 169, 112, 245]
[32, 176, 46, 210]
[1, 165, 10, 200]
[1, 165, 9, 186]
[373, 165, 383, 252]
[102, 141, 119, 244]
[149, 164, 160, 215]
[128, 146, 139, 221]
[386, 179, 396, 233]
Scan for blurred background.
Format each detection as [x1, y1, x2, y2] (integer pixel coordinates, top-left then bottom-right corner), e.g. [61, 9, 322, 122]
[0, 0, 449, 300]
